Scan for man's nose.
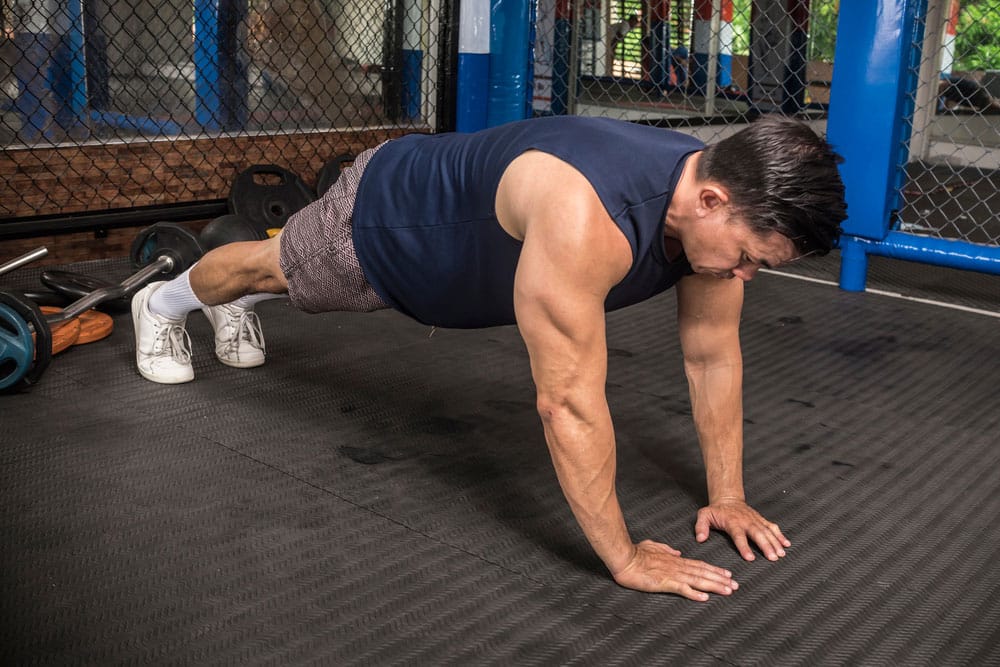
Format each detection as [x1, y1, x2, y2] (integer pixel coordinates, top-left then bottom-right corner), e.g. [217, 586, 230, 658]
[732, 264, 760, 282]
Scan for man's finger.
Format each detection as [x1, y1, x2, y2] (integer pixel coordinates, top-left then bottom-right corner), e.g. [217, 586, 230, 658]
[694, 513, 711, 543]
[768, 522, 792, 548]
[752, 528, 782, 560]
[732, 531, 755, 561]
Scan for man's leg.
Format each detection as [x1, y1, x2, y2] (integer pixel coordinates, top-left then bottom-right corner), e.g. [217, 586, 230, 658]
[189, 234, 287, 305]
[132, 235, 285, 384]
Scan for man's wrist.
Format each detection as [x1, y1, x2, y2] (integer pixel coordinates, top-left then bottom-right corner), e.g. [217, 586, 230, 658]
[708, 491, 746, 505]
[606, 541, 639, 576]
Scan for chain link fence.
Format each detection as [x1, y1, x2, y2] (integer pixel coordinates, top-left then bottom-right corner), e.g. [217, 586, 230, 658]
[1, 0, 448, 219]
[533, 0, 832, 147]
[902, 0, 1000, 248]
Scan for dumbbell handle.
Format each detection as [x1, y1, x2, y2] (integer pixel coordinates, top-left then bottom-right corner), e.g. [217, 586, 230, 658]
[0, 247, 48, 276]
[45, 255, 176, 324]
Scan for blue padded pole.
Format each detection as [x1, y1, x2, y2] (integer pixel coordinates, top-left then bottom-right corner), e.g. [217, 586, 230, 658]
[458, 0, 490, 131]
[487, 0, 532, 126]
[826, 0, 926, 291]
[194, 0, 221, 131]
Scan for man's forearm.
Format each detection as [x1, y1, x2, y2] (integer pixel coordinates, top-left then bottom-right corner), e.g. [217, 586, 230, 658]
[685, 360, 746, 503]
[538, 402, 635, 574]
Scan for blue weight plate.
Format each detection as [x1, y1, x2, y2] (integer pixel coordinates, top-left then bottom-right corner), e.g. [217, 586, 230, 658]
[0, 302, 34, 390]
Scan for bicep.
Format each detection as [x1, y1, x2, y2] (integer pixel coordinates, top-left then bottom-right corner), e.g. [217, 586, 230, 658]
[514, 228, 610, 399]
[676, 274, 744, 365]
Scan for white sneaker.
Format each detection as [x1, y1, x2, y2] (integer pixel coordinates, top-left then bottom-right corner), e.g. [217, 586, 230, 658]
[200, 302, 266, 368]
[132, 281, 194, 384]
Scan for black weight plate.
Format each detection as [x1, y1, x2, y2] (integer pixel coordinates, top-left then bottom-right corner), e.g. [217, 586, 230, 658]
[200, 214, 266, 252]
[39, 270, 131, 312]
[20, 290, 71, 308]
[316, 153, 354, 198]
[129, 222, 204, 278]
[228, 164, 315, 235]
[0, 290, 51, 391]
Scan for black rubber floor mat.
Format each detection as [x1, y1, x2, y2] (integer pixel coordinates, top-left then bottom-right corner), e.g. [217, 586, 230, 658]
[2, 261, 999, 664]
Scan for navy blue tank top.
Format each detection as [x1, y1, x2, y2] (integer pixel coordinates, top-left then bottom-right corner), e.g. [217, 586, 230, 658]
[353, 116, 703, 328]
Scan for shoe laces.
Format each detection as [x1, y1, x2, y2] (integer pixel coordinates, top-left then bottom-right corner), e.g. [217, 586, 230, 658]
[152, 321, 192, 364]
[222, 307, 265, 359]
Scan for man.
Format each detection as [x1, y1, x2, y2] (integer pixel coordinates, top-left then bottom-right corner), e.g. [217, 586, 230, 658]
[607, 13, 639, 76]
[132, 115, 847, 600]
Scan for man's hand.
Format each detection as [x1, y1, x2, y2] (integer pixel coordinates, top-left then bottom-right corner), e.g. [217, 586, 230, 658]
[695, 500, 790, 562]
[612, 540, 738, 601]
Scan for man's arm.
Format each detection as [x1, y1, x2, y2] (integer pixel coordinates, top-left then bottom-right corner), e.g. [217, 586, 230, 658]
[675, 273, 791, 561]
[502, 154, 737, 599]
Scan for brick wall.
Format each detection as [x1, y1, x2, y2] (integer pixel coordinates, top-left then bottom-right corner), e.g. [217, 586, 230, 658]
[0, 128, 409, 267]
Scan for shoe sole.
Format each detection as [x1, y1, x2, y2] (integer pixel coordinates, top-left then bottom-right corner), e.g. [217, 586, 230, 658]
[132, 286, 194, 385]
[202, 307, 266, 369]
[216, 355, 265, 369]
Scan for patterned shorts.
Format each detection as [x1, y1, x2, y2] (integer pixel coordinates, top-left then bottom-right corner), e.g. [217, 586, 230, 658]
[278, 143, 389, 314]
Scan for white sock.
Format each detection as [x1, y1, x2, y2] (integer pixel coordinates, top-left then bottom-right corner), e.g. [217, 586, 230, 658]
[148, 267, 207, 319]
[229, 293, 286, 310]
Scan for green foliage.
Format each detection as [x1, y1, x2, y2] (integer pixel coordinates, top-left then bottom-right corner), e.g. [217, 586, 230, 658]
[954, 0, 1000, 71]
[808, 0, 839, 63]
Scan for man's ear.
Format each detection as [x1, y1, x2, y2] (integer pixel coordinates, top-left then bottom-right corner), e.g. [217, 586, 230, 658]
[698, 184, 730, 215]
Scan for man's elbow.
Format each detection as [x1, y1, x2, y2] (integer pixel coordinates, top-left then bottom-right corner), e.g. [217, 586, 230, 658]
[682, 355, 743, 379]
[536, 391, 572, 424]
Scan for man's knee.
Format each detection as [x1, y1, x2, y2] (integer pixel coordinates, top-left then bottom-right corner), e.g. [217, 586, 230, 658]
[247, 233, 287, 293]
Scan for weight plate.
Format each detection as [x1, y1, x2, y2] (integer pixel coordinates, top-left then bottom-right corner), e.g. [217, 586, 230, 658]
[200, 213, 266, 252]
[0, 302, 35, 390]
[38, 307, 82, 354]
[129, 222, 204, 278]
[0, 290, 50, 390]
[40, 270, 131, 312]
[228, 164, 315, 235]
[316, 153, 354, 198]
[22, 290, 72, 308]
[75, 309, 114, 345]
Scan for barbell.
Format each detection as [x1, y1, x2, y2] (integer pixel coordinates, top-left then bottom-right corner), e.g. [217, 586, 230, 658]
[0, 222, 204, 392]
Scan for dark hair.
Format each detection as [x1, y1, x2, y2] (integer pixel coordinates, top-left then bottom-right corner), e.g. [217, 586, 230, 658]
[697, 115, 847, 256]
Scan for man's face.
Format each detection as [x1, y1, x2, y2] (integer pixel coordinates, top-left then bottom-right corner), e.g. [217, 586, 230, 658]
[681, 217, 799, 282]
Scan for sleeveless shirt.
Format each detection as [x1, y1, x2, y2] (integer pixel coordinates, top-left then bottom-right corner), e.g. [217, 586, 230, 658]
[352, 116, 703, 328]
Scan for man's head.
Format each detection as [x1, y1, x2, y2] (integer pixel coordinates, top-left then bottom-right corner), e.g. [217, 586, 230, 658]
[696, 115, 847, 258]
[627, 14, 639, 27]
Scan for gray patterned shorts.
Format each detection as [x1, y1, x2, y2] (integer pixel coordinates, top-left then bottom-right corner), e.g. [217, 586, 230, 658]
[278, 143, 389, 314]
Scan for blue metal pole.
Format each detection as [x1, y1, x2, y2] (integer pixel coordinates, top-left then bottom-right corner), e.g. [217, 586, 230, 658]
[458, 0, 490, 131]
[65, 0, 87, 122]
[194, 0, 221, 131]
[487, 0, 532, 126]
[402, 0, 423, 121]
[649, 17, 671, 90]
[548, 0, 571, 116]
[47, 0, 87, 130]
[826, 0, 926, 291]
[845, 232, 1000, 277]
[781, 0, 809, 115]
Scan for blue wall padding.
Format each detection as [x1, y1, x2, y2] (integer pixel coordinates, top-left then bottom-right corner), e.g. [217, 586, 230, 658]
[487, 0, 532, 126]
[457, 53, 490, 132]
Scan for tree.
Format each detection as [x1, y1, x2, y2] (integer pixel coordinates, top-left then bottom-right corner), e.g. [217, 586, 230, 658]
[954, 0, 1000, 71]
